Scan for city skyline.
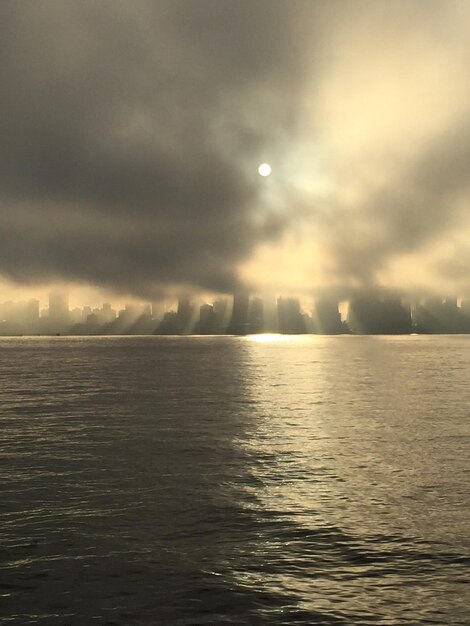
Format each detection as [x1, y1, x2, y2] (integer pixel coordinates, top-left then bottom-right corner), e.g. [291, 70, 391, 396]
[2, 288, 470, 336]
[1, 4, 468, 625]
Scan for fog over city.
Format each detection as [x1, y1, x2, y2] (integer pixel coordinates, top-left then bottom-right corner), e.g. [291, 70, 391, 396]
[1, 1, 470, 304]
[2, 5, 470, 625]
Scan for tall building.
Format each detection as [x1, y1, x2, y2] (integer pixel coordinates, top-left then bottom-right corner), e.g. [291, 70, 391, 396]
[277, 297, 306, 334]
[176, 298, 196, 334]
[347, 296, 411, 334]
[213, 299, 230, 334]
[415, 297, 469, 333]
[155, 310, 178, 335]
[48, 289, 70, 328]
[101, 303, 116, 324]
[312, 299, 343, 334]
[194, 303, 216, 334]
[22, 299, 40, 330]
[227, 294, 250, 334]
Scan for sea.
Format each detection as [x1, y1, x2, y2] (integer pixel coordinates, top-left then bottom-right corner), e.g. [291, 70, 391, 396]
[0, 335, 469, 625]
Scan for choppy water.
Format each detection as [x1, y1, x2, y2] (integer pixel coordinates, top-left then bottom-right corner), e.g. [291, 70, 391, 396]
[0, 335, 469, 625]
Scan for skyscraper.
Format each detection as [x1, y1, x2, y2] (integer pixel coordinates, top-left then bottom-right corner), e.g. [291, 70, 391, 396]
[277, 297, 306, 334]
[313, 299, 343, 334]
[48, 289, 70, 329]
[227, 294, 250, 335]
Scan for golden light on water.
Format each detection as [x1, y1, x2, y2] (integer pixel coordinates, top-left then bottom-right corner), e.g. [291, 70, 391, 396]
[247, 333, 284, 342]
[247, 333, 300, 343]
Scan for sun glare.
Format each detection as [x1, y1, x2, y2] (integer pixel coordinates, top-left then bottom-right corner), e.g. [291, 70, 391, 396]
[247, 333, 290, 343]
[258, 163, 272, 177]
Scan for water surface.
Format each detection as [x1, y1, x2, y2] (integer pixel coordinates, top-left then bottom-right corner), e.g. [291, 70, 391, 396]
[1, 335, 469, 624]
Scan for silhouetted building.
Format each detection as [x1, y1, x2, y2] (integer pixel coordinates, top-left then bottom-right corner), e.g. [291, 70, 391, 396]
[24, 299, 40, 327]
[312, 299, 343, 334]
[213, 299, 230, 334]
[155, 311, 179, 334]
[48, 289, 70, 330]
[460, 299, 470, 313]
[227, 294, 250, 334]
[128, 314, 157, 335]
[100, 302, 117, 324]
[174, 298, 196, 334]
[415, 297, 470, 333]
[277, 297, 307, 334]
[347, 296, 412, 334]
[460, 300, 470, 332]
[103, 304, 146, 334]
[0, 300, 34, 334]
[444, 297, 458, 309]
[70, 307, 83, 324]
[0, 299, 40, 333]
[194, 303, 216, 334]
[82, 306, 92, 319]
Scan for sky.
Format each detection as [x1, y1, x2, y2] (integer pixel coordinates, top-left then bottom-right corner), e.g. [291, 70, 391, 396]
[1, 0, 470, 306]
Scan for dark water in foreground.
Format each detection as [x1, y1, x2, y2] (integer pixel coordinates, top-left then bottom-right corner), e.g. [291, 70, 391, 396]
[0, 335, 469, 625]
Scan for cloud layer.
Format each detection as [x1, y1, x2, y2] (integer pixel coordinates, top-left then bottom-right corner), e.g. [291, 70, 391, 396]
[1, 1, 470, 299]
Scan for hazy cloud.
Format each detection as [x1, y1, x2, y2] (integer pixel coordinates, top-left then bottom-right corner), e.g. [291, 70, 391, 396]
[0, 0, 313, 297]
[1, 0, 470, 299]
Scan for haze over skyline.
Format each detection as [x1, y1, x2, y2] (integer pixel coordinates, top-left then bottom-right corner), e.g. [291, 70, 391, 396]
[1, 1, 470, 303]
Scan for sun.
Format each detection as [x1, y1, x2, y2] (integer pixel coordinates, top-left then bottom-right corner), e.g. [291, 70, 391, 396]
[258, 163, 272, 177]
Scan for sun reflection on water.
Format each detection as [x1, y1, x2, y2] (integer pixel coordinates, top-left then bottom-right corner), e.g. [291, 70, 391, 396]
[245, 333, 306, 343]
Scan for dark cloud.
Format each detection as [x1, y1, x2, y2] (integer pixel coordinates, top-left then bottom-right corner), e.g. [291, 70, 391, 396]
[0, 0, 315, 297]
[1, 0, 469, 299]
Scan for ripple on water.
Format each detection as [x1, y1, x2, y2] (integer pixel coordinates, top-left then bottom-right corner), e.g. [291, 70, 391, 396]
[0, 336, 469, 625]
